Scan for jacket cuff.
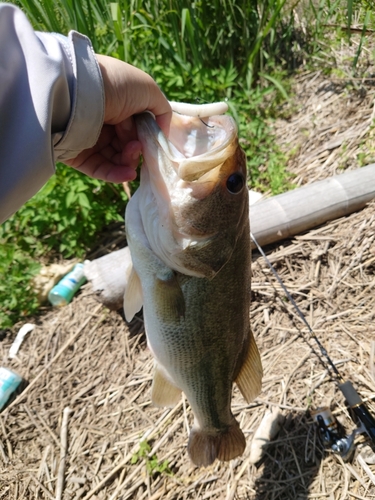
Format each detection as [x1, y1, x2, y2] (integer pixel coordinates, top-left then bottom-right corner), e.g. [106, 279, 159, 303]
[54, 31, 104, 161]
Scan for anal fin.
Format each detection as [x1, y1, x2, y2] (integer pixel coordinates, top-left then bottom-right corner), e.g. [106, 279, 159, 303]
[151, 365, 182, 407]
[235, 331, 263, 403]
[123, 266, 143, 322]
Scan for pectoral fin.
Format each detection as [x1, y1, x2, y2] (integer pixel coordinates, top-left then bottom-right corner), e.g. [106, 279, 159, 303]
[155, 272, 185, 320]
[123, 266, 143, 322]
[152, 364, 182, 407]
[235, 332, 263, 403]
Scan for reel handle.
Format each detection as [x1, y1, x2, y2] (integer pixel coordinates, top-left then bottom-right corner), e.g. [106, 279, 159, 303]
[339, 381, 375, 441]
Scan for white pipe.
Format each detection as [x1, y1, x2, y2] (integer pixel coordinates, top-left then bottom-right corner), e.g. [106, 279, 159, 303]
[250, 163, 375, 248]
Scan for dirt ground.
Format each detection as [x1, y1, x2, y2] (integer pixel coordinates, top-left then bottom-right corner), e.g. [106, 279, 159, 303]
[2, 44, 375, 500]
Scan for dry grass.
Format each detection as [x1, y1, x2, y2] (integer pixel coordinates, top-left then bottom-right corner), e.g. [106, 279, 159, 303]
[2, 41, 375, 499]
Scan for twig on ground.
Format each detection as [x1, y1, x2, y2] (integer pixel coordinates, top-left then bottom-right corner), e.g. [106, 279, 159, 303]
[55, 407, 72, 500]
[357, 453, 375, 487]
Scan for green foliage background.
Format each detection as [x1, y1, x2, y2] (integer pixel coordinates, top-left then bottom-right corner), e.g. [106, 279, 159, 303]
[1, 0, 374, 327]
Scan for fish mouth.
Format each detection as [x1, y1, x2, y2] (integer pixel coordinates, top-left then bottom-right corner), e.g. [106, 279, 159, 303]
[135, 110, 237, 184]
[134, 108, 242, 277]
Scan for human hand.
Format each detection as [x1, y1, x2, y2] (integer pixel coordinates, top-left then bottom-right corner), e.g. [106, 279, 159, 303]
[66, 55, 172, 183]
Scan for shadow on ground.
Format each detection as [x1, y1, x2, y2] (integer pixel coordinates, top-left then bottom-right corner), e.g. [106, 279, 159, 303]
[252, 413, 324, 500]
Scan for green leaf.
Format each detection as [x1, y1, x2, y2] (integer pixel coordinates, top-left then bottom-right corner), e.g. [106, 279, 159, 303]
[66, 190, 77, 208]
[78, 192, 91, 209]
[259, 72, 289, 101]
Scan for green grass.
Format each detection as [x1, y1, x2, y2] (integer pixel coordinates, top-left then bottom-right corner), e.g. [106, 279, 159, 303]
[0, 246, 40, 328]
[1, 0, 374, 328]
[1, 164, 128, 258]
[131, 440, 172, 477]
[0, 164, 128, 327]
[15, 0, 293, 88]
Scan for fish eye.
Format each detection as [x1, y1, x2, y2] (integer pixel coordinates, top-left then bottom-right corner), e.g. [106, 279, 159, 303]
[226, 173, 245, 194]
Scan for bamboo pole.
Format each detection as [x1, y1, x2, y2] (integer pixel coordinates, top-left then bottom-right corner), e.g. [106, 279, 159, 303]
[250, 163, 375, 248]
[84, 164, 375, 308]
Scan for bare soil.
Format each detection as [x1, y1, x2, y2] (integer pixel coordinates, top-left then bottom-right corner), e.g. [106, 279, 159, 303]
[2, 38, 375, 500]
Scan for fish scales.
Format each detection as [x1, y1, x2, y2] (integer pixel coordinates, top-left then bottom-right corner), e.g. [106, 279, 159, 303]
[124, 107, 262, 467]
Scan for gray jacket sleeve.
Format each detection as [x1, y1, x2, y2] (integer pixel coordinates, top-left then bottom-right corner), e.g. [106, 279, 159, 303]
[0, 3, 105, 224]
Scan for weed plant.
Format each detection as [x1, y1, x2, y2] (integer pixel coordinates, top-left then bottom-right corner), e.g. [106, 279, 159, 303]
[1, 0, 374, 327]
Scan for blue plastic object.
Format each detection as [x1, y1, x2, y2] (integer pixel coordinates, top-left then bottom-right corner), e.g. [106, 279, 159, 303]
[0, 367, 22, 410]
[48, 263, 86, 306]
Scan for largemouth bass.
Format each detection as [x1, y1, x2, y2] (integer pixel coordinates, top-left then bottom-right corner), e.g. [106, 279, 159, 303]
[124, 105, 262, 467]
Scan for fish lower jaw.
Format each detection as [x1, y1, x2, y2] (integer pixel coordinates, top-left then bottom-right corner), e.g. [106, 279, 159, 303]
[187, 421, 246, 467]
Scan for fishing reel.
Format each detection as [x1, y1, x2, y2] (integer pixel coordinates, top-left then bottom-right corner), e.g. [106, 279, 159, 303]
[311, 407, 357, 461]
[311, 397, 375, 462]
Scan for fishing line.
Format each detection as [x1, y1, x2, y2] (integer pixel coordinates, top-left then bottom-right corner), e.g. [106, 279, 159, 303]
[250, 231, 375, 448]
[250, 231, 342, 380]
[199, 117, 214, 128]
[190, 98, 215, 128]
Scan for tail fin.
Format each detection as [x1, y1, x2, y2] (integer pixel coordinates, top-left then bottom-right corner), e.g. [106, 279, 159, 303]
[187, 421, 246, 467]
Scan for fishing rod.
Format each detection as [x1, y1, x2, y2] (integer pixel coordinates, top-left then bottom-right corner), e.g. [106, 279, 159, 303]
[250, 231, 375, 458]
